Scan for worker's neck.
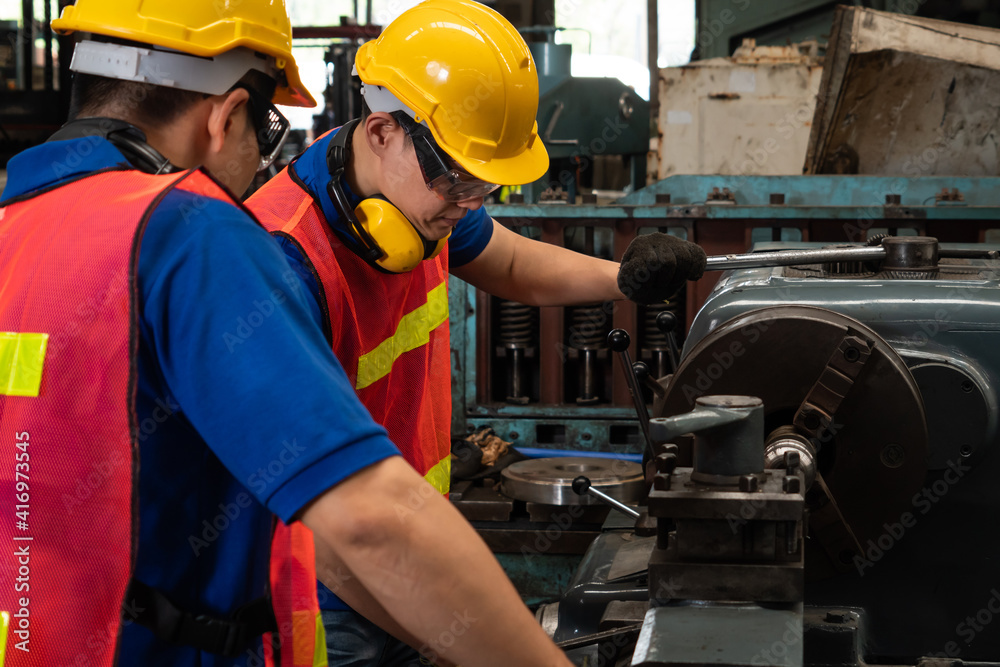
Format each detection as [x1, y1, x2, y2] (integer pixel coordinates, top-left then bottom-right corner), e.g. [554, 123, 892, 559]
[138, 113, 206, 171]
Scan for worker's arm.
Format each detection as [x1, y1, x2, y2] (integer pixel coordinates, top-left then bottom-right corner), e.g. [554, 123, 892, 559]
[311, 534, 457, 667]
[451, 219, 623, 306]
[452, 218, 706, 306]
[302, 456, 571, 667]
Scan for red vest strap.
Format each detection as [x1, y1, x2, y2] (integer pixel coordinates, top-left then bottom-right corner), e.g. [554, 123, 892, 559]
[266, 522, 326, 667]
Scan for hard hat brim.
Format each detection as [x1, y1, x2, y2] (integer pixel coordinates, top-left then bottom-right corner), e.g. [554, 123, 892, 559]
[450, 127, 550, 186]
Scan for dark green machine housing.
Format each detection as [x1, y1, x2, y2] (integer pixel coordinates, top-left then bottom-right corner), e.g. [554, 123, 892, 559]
[521, 31, 650, 202]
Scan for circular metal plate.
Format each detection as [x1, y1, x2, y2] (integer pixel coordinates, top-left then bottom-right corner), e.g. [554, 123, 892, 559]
[501, 457, 644, 506]
[657, 305, 929, 579]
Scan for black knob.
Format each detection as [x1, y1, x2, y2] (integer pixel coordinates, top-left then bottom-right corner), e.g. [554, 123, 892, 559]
[656, 311, 678, 334]
[572, 475, 592, 495]
[608, 328, 630, 352]
[633, 362, 649, 383]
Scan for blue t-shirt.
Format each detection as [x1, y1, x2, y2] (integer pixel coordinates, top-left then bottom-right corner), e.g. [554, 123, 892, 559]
[1, 138, 401, 666]
[274, 129, 493, 611]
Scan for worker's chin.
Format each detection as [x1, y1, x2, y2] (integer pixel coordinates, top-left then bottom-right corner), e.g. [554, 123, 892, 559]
[422, 219, 458, 240]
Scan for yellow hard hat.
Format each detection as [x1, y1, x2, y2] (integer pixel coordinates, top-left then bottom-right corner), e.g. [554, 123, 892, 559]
[52, 0, 316, 107]
[355, 0, 549, 186]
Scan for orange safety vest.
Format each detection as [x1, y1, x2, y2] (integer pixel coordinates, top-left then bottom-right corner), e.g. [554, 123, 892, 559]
[0, 167, 324, 667]
[247, 165, 453, 494]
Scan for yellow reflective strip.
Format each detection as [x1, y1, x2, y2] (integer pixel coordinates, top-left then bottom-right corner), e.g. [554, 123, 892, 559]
[0, 333, 49, 397]
[424, 455, 451, 495]
[313, 611, 328, 667]
[0, 610, 8, 667]
[355, 283, 448, 390]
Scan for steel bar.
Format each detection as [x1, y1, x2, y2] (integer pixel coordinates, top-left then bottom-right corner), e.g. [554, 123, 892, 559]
[706, 246, 886, 271]
[587, 485, 640, 519]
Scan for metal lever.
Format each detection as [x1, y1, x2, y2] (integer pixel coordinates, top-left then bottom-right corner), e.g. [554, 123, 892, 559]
[633, 361, 665, 399]
[608, 329, 653, 458]
[655, 310, 681, 374]
[706, 246, 886, 271]
[572, 475, 640, 519]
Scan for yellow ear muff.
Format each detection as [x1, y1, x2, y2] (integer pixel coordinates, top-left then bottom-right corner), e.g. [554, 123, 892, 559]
[354, 198, 449, 273]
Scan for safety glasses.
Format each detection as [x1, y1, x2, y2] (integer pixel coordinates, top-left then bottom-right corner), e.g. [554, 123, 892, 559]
[237, 84, 291, 172]
[398, 116, 500, 202]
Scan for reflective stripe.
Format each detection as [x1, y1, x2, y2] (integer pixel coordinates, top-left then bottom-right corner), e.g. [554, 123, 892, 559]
[0, 610, 8, 667]
[313, 612, 328, 667]
[424, 455, 451, 495]
[0, 333, 49, 397]
[355, 283, 448, 390]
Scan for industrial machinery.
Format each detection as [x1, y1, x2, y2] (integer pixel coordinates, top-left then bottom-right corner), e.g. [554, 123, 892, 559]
[515, 235, 1000, 666]
[451, 7, 1000, 659]
[516, 26, 650, 202]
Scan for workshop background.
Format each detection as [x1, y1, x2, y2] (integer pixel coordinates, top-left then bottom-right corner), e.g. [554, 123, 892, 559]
[5, 1, 1000, 666]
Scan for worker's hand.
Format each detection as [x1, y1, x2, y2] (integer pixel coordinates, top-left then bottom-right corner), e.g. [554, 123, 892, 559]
[617, 233, 707, 304]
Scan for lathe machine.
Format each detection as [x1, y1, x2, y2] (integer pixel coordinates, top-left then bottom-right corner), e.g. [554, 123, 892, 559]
[452, 229, 1000, 666]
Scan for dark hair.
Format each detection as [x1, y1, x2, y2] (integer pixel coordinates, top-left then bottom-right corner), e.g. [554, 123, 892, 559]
[70, 61, 278, 127]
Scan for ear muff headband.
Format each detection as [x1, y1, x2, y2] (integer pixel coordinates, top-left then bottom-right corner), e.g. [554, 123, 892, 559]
[326, 119, 447, 273]
[47, 117, 179, 175]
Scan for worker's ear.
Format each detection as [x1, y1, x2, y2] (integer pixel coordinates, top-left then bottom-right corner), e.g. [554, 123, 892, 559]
[205, 87, 252, 155]
[360, 112, 402, 159]
[361, 112, 417, 187]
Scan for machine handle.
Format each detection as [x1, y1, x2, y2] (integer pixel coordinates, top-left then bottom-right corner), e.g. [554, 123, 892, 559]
[608, 329, 653, 459]
[648, 403, 752, 443]
[705, 246, 886, 271]
[572, 475, 641, 519]
[655, 310, 681, 374]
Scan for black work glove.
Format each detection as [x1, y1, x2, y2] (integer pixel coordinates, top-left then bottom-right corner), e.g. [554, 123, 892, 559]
[617, 233, 707, 304]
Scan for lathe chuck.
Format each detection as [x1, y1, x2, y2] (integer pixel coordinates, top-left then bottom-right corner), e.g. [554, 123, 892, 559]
[656, 305, 929, 579]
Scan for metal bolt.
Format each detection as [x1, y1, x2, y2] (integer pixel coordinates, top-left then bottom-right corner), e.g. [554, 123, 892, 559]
[783, 451, 800, 473]
[783, 475, 801, 494]
[581, 432, 592, 441]
[653, 473, 671, 491]
[880, 443, 905, 469]
[509, 432, 519, 440]
[656, 453, 677, 475]
[844, 346, 860, 363]
[739, 475, 759, 492]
